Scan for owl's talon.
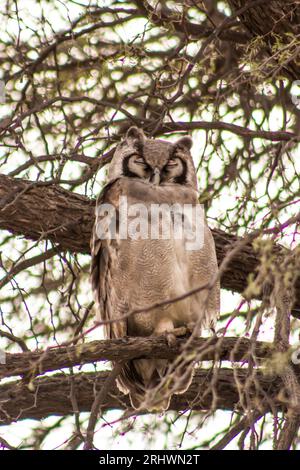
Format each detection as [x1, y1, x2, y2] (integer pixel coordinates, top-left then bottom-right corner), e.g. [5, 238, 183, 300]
[172, 326, 188, 337]
[164, 327, 190, 346]
[166, 332, 177, 347]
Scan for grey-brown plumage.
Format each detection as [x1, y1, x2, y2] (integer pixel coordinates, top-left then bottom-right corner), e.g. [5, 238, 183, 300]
[91, 127, 220, 410]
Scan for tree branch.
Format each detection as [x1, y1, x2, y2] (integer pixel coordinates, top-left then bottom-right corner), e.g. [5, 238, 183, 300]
[0, 336, 274, 380]
[83, 363, 123, 450]
[0, 367, 287, 425]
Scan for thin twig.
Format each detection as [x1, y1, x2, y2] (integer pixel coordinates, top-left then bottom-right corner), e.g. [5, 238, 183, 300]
[83, 362, 123, 450]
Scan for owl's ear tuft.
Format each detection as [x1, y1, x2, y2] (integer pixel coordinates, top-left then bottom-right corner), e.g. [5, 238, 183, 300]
[126, 126, 146, 147]
[175, 136, 193, 151]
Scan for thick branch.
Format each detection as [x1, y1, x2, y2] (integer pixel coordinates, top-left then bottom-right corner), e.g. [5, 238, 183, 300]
[228, 0, 300, 79]
[0, 336, 273, 379]
[0, 174, 299, 316]
[0, 368, 285, 425]
[158, 121, 297, 142]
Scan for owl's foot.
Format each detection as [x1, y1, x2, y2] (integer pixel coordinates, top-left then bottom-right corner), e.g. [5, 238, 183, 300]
[172, 326, 189, 337]
[165, 326, 192, 346]
[165, 331, 177, 347]
[164, 327, 187, 347]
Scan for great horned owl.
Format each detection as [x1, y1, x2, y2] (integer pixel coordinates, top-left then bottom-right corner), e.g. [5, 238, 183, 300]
[91, 127, 220, 410]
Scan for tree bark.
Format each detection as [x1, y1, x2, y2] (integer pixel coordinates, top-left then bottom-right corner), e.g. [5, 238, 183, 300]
[0, 368, 285, 425]
[1, 174, 299, 317]
[0, 336, 273, 380]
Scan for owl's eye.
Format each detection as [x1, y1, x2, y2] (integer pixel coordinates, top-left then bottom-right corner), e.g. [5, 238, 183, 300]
[135, 157, 147, 165]
[166, 159, 178, 167]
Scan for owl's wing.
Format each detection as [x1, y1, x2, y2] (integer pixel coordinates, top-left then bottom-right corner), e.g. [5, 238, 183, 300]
[188, 219, 220, 328]
[90, 179, 127, 339]
[203, 223, 220, 316]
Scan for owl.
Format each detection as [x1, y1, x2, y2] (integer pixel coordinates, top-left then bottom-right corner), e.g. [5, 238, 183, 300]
[91, 127, 220, 410]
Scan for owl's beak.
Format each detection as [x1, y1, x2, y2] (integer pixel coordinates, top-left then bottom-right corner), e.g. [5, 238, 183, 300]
[150, 167, 161, 185]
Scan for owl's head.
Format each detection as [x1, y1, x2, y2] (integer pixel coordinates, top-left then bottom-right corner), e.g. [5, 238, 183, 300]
[108, 127, 197, 189]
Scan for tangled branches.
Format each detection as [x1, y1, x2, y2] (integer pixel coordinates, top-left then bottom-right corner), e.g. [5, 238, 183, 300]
[0, 0, 299, 450]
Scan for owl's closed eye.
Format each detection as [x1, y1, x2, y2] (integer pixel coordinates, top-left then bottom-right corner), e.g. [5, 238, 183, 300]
[161, 156, 187, 184]
[123, 153, 152, 180]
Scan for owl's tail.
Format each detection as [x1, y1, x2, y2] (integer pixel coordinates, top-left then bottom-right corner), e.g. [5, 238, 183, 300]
[115, 359, 168, 410]
[115, 358, 193, 411]
[115, 360, 145, 408]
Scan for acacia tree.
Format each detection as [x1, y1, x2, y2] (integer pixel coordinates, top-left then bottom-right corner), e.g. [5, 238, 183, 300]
[0, 0, 299, 450]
